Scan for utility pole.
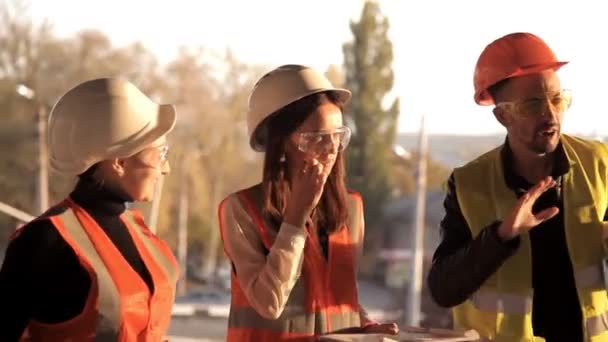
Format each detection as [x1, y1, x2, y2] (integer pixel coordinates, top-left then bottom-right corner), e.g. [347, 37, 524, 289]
[405, 115, 428, 326]
[202, 177, 222, 281]
[148, 175, 165, 234]
[17, 85, 49, 214]
[177, 154, 190, 296]
[37, 104, 49, 214]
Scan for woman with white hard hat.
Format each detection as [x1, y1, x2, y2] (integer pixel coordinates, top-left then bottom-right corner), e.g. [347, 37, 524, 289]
[0, 78, 179, 341]
[218, 64, 399, 341]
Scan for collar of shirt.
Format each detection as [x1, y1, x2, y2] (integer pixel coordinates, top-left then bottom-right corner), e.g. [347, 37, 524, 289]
[500, 137, 569, 194]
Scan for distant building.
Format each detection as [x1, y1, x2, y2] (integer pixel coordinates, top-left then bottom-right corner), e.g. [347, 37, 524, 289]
[377, 190, 445, 287]
[378, 190, 453, 327]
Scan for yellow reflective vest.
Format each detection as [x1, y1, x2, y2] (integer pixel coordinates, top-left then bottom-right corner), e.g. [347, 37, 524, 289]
[452, 134, 608, 341]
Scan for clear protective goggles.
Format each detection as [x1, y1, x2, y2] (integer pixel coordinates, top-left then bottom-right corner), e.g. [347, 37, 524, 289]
[297, 126, 351, 155]
[495, 89, 573, 117]
[139, 144, 169, 168]
[157, 145, 169, 164]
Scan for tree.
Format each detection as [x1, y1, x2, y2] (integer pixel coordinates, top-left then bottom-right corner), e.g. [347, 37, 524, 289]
[342, 0, 399, 268]
[140, 47, 265, 277]
[0, 1, 267, 279]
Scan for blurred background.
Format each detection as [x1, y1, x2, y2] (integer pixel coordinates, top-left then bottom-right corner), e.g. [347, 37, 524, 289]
[1, 0, 606, 340]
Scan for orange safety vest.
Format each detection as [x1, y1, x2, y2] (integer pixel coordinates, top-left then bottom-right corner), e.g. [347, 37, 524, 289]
[21, 199, 179, 342]
[218, 186, 363, 341]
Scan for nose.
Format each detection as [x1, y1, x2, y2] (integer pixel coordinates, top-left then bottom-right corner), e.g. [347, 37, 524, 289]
[161, 160, 171, 175]
[542, 102, 561, 124]
[542, 96, 565, 118]
[321, 141, 339, 156]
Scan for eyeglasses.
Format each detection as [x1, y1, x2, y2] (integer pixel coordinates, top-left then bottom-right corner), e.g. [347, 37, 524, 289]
[145, 145, 169, 168]
[495, 89, 572, 117]
[297, 126, 351, 154]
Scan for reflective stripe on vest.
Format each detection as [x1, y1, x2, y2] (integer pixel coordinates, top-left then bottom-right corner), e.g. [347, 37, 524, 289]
[123, 211, 178, 283]
[574, 263, 608, 338]
[467, 266, 608, 339]
[469, 291, 532, 315]
[469, 263, 608, 315]
[61, 208, 121, 341]
[588, 311, 608, 338]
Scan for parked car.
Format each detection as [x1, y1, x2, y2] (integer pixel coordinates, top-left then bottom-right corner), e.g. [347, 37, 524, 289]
[173, 290, 231, 318]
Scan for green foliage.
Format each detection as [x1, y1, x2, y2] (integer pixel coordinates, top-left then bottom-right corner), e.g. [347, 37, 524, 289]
[343, 1, 399, 227]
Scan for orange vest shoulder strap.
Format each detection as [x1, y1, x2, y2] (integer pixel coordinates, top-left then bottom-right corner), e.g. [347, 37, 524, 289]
[122, 209, 179, 283]
[51, 206, 121, 339]
[236, 184, 274, 250]
[346, 190, 363, 245]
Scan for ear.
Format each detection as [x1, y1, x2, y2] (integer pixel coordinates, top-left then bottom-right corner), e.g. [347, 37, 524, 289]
[493, 106, 510, 128]
[110, 158, 127, 177]
[283, 135, 296, 156]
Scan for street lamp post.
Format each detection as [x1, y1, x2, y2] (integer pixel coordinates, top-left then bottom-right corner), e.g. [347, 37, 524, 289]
[176, 147, 204, 296]
[177, 154, 190, 296]
[148, 175, 165, 234]
[405, 115, 428, 327]
[202, 175, 222, 282]
[16, 84, 49, 214]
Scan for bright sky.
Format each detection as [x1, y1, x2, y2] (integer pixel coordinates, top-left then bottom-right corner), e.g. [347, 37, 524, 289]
[30, 0, 608, 136]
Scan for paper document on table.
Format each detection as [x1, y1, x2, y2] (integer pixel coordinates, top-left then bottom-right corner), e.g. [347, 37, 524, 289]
[319, 328, 480, 342]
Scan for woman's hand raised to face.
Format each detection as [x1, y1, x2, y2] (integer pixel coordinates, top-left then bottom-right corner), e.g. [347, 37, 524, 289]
[283, 157, 334, 228]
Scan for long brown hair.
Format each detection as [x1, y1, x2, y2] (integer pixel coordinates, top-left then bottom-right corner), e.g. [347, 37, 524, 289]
[261, 91, 349, 233]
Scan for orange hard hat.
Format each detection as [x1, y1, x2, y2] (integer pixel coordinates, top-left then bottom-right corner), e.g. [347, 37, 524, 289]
[473, 32, 568, 106]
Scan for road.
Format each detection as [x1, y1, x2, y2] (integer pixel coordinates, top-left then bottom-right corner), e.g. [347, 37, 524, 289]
[168, 316, 227, 341]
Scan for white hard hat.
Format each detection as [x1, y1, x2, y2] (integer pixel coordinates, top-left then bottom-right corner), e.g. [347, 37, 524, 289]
[247, 64, 351, 152]
[48, 78, 177, 176]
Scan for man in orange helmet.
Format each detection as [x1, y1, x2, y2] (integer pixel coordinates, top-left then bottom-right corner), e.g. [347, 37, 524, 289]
[428, 32, 608, 341]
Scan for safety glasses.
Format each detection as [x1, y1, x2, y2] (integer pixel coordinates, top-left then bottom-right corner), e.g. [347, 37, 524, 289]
[495, 89, 572, 117]
[138, 144, 169, 168]
[297, 126, 351, 154]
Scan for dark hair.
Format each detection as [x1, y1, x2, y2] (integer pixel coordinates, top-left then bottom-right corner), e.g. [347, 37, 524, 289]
[487, 78, 510, 104]
[261, 91, 348, 234]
